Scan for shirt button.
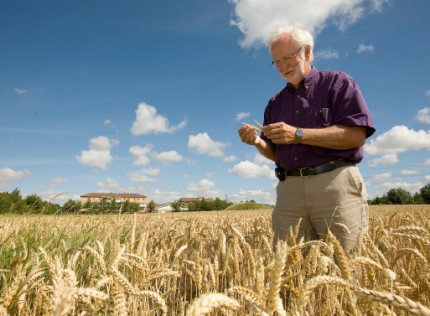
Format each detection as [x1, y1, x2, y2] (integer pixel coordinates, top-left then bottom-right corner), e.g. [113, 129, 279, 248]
[296, 110, 299, 114]
[294, 157, 298, 161]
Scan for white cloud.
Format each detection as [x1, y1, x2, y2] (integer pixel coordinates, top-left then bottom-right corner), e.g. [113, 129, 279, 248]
[154, 150, 183, 163]
[14, 88, 29, 94]
[357, 43, 374, 53]
[76, 150, 113, 170]
[253, 153, 275, 165]
[187, 179, 217, 192]
[75, 136, 118, 170]
[426, 91, 430, 97]
[228, 160, 275, 179]
[365, 125, 430, 155]
[230, 188, 275, 204]
[48, 177, 66, 188]
[228, 0, 387, 48]
[129, 145, 152, 165]
[128, 170, 157, 183]
[130, 102, 187, 135]
[33, 190, 68, 204]
[416, 108, 430, 124]
[236, 112, 251, 121]
[400, 170, 418, 175]
[90, 136, 118, 150]
[128, 168, 160, 183]
[188, 132, 226, 157]
[368, 154, 398, 167]
[379, 181, 423, 194]
[424, 159, 430, 166]
[104, 119, 112, 125]
[223, 155, 237, 162]
[371, 0, 389, 12]
[142, 168, 160, 176]
[0, 167, 31, 189]
[150, 189, 181, 204]
[97, 178, 120, 190]
[369, 172, 392, 182]
[315, 49, 340, 60]
[425, 175, 430, 181]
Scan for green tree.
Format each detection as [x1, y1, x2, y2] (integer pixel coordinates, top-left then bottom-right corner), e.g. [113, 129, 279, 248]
[170, 200, 182, 212]
[387, 188, 413, 204]
[129, 202, 140, 213]
[0, 189, 29, 213]
[43, 202, 61, 214]
[25, 194, 44, 213]
[413, 192, 423, 204]
[369, 195, 391, 205]
[110, 198, 117, 211]
[121, 200, 131, 212]
[420, 184, 430, 204]
[62, 199, 82, 213]
[148, 200, 156, 212]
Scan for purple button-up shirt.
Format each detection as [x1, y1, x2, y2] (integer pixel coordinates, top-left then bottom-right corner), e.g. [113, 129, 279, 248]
[261, 67, 375, 170]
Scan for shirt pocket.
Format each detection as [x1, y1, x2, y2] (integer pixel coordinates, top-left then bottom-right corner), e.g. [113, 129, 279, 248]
[318, 107, 331, 126]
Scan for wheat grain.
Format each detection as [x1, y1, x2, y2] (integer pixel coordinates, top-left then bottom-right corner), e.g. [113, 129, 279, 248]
[357, 287, 430, 316]
[185, 293, 240, 316]
[266, 240, 287, 314]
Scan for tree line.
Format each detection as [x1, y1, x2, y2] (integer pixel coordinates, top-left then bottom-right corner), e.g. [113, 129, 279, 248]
[368, 183, 430, 205]
[2, 184, 430, 215]
[170, 198, 233, 212]
[0, 189, 233, 214]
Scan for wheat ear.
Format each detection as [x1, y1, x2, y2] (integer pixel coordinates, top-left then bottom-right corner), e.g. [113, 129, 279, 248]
[356, 287, 430, 316]
[185, 293, 240, 316]
[266, 240, 287, 314]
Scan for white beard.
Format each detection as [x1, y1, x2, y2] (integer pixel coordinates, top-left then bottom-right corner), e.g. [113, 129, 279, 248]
[284, 58, 306, 87]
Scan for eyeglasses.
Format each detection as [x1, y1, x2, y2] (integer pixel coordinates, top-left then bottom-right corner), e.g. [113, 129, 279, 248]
[271, 46, 303, 67]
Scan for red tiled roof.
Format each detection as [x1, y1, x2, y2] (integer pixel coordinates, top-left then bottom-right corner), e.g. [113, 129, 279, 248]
[81, 193, 147, 198]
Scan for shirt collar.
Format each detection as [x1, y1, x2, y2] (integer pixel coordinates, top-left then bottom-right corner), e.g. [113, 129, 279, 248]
[287, 66, 317, 92]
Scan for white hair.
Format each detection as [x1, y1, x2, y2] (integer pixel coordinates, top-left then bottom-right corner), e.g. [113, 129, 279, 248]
[267, 24, 314, 62]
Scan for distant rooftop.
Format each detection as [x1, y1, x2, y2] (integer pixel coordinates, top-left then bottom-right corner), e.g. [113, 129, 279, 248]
[80, 192, 147, 198]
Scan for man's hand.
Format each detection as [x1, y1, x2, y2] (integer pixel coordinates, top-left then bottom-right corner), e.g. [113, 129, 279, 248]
[238, 124, 261, 145]
[262, 122, 296, 144]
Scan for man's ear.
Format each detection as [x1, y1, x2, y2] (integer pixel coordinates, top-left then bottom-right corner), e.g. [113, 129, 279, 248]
[304, 45, 312, 61]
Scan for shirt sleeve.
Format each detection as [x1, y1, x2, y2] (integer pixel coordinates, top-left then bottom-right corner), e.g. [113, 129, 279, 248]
[330, 73, 376, 138]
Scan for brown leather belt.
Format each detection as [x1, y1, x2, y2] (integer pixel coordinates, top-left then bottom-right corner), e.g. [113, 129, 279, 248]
[277, 159, 356, 179]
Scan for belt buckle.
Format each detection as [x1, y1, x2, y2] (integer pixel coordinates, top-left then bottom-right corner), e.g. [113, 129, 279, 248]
[299, 167, 306, 177]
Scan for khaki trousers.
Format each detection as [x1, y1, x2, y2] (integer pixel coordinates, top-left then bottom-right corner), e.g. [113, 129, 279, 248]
[272, 165, 369, 253]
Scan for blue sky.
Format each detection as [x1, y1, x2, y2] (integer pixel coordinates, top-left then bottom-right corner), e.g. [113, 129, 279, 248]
[1, 0, 430, 205]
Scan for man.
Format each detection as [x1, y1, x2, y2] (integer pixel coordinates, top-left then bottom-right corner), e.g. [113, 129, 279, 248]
[238, 25, 375, 252]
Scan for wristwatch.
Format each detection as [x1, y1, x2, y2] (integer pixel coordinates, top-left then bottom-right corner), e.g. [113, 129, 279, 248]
[294, 128, 303, 144]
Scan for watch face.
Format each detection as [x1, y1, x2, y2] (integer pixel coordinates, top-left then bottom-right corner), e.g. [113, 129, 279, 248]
[294, 128, 303, 144]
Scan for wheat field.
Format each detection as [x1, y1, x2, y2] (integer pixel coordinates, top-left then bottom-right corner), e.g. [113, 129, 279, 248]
[0, 205, 429, 315]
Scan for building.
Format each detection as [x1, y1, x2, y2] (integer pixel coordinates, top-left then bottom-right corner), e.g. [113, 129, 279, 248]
[80, 193, 147, 210]
[179, 197, 215, 204]
[154, 203, 174, 213]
